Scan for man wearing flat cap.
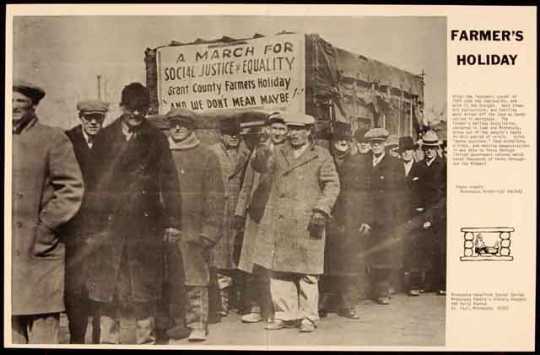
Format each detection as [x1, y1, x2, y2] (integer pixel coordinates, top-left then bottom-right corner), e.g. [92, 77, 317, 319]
[417, 130, 446, 296]
[86, 82, 182, 344]
[11, 81, 84, 344]
[208, 117, 245, 321]
[62, 99, 109, 343]
[234, 111, 289, 324]
[162, 108, 225, 342]
[251, 112, 340, 333]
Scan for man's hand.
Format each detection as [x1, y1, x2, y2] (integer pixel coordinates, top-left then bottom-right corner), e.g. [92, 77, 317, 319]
[232, 215, 245, 230]
[163, 227, 181, 243]
[307, 211, 327, 239]
[423, 221, 432, 230]
[358, 223, 371, 235]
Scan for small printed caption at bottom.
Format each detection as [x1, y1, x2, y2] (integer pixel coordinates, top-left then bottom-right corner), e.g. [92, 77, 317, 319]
[450, 292, 527, 311]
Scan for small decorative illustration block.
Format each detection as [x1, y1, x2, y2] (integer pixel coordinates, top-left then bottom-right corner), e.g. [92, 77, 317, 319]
[460, 227, 515, 261]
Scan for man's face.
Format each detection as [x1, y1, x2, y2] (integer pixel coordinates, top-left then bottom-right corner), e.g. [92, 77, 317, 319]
[80, 112, 105, 136]
[169, 122, 193, 142]
[270, 122, 288, 144]
[12, 91, 34, 123]
[222, 132, 240, 148]
[370, 140, 386, 155]
[389, 147, 399, 158]
[401, 149, 415, 162]
[288, 125, 310, 148]
[121, 104, 148, 129]
[423, 146, 438, 160]
[333, 139, 351, 154]
[356, 142, 371, 154]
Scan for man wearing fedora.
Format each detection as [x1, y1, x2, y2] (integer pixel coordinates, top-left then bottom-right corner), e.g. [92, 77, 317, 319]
[62, 99, 110, 343]
[417, 130, 447, 295]
[363, 128, 401, 305]
[395, 136, 427, 296]
[12, 81, 84, 344]
[251, 112, 340, 333]
[86, 82, 182, 344]
[165, 108, 225, 342]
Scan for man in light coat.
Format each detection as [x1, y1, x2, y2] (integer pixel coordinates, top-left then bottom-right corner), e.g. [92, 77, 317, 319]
[251, 112, 340, 333]
[12, 81, 84, 344]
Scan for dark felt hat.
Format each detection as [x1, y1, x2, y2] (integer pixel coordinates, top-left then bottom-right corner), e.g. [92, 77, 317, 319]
[331, 121, 352, 140]
[353, 128, 369, 143]
[398, 136, 418, 152]
[13, 80, 46, 105]
[120, 82, 150, 110]
[219, 117, 241, 135]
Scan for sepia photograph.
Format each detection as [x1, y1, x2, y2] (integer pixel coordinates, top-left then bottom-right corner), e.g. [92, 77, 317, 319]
[8, 12, 448, 348]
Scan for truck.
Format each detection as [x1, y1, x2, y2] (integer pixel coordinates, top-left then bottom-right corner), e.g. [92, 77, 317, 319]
[144, 32, 425, 139]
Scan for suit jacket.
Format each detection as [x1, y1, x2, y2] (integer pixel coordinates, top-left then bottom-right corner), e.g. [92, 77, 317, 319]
[85, 117, 181, 303]
[12, 115, 84, 315]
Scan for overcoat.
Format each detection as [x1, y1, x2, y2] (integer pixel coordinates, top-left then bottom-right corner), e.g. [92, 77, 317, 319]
[235, 148, 273, 273]
[324, 153, 372, 276]
[364, 152, 402, 270]
[12, 115, 84, 315]
[170, 136, 225, 286]
[86, 118, 181, 303]
[251, 142, 340, 275]
[208, 142, 244, 270]
[62, 125, 99, 296]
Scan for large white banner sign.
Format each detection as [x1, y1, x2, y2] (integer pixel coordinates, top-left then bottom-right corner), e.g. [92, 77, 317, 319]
[156, 34, 305, 114]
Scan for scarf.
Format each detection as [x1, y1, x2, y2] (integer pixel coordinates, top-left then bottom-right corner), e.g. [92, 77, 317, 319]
[168, 133, 200, 150]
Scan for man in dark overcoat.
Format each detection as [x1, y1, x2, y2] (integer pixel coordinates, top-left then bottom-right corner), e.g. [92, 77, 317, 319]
[417, 130, 447, 295]
[63, 99, 109, 343]
[320, 121, 361, 319]
[11, 81, 84, 344]
[363, 128, 402, 305]
[166, 108, 225, 342]
[394, 136, 426, 296]
[86, 83, 181, 344]
[251, 112, 340, 333]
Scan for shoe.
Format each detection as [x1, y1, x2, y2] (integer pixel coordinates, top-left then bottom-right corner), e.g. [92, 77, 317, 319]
[166, 325, 191, 340]
[241, 312, 262, 323]
[437, 290, 446, 296]
[408, 289, 421, 297]
[264, 319, 297, 330]
[337, 308, 359, 319]
[188, 328, 207, 342]
[318, 309, 328, 318]
[299, 319, 316, 333]
[218, 310, 228, 317]
[376, 296, 391, 305]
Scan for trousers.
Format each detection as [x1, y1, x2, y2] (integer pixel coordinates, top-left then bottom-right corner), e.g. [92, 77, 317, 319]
[65, 292, 100, 344]
[270, 272, 319, 324]
[12, 313, 60, 344]
[98, 301, 155, 344]
[245, 266, 274, 319]
[185, 286, 209, 330]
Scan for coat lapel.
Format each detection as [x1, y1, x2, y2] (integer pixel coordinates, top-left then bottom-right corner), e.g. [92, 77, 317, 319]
[281, 144, 319, 175]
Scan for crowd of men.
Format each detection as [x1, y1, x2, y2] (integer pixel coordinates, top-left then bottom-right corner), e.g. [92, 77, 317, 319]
[11, 80, 446, 345]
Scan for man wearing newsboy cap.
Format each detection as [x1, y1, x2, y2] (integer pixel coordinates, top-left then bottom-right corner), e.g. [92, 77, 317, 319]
[361, 128, 402, 305]
[251, 112, 340, 333]
[11, 81, 84, 344]
[61, 99, 109, 344]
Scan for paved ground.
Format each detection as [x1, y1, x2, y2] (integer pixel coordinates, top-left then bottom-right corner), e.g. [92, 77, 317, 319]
[60, 293, 445, 347]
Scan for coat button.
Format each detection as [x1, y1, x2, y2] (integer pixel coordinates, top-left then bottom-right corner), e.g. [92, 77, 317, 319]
[280, 193, 286, 198]
[107, 215, 113, 221]
[144, 212, 149, 217]
[16, 222, 23, 228]
[16, 192, 24, 199]
[15, 250, 21, 256]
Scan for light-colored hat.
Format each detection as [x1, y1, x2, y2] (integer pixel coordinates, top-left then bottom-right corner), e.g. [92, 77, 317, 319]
[421, 130, 440, 147]
[77, 99, 109, 114]
[364, 127, 390, 142]
[283, 112, 316, 127]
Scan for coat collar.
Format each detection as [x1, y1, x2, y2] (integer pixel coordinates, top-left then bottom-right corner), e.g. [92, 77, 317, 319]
[280, 142, 319, 174]
[13, 112, 38, 135]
